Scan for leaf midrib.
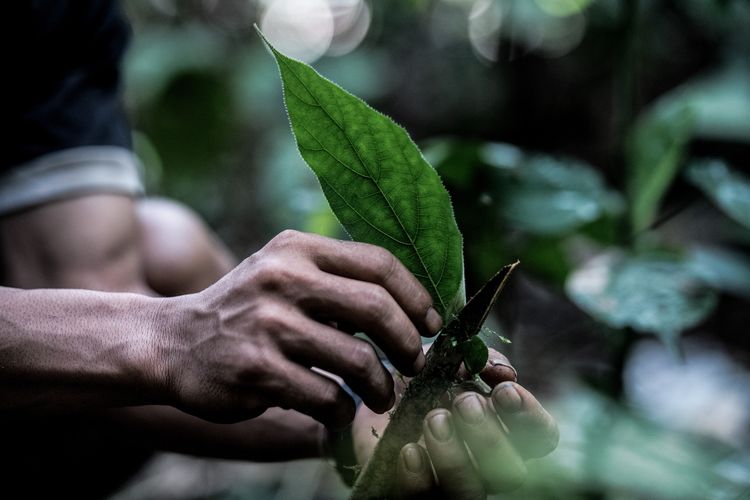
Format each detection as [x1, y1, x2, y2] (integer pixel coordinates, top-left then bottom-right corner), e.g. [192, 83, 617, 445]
[278, 54, 449, 313]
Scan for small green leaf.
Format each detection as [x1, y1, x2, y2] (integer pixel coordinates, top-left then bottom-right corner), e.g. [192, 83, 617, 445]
[685, 159, 750, 231]
[460, 336, 489, 375]
[258, 28, 465, 320]
[479, 326, 512, 345]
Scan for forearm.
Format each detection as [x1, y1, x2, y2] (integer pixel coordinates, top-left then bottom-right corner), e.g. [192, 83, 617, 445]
[0, 286, 165, 413]
[103, 406, 323, 462]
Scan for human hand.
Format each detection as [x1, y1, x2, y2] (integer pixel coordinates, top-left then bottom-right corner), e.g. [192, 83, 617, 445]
[159, 230, 442, 425]
[353, 350, 559, 499]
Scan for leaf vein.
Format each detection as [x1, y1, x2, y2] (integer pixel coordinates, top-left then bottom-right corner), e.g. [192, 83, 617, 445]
[298, 125, 373, 181]
[319, 176, 412, 246]
[277, 55, 447, 313]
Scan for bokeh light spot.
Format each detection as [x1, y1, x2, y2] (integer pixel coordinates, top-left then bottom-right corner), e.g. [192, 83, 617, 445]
[260, 0, 334, 63]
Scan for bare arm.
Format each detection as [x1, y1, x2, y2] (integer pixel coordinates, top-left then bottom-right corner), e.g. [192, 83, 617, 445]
[0, 195, 443, 461]
[0, 281, 327, 460]
[0, 195, 325, 461]
[0, 230, 441, 440]
[0, 286, 164, 413]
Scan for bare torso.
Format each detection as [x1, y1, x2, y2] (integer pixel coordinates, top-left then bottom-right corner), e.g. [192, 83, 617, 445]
[0, 193, 235, 498]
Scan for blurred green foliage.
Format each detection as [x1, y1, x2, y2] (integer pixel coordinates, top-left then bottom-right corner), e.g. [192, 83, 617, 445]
[120, 0, 750, 498]
[687, 159, 750, 231]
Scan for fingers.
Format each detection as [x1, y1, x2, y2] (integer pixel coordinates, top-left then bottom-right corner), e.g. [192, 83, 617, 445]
[300, 274, 425, 376]
[280, 315, 395, 413]
[480, 349, 518, 385]
[270, 358, 355, 429]
[491, 382, 559, 459]
[395, 444, 436, 500]
[452, 392, 527, 494]
[456, 348, 518, 384]
[423, 410, 486, 500]
[303, 233, 443, 336]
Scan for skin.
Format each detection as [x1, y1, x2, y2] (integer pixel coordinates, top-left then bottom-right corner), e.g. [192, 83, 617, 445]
[0, 193, 557, 496]
[356, 350, 559, 498]
[0, 195, 325, 463]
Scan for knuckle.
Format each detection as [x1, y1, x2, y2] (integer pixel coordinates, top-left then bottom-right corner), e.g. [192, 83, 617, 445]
[253, 259, 309, 293]
[252, 259, 283, 287]
[275, 229, 303, 243]
[253, 304, 285, 333]
[374, 247, 398, 280]
[320, 384, 355, 423]
[363, 285, 391, 317]
[349, 343, 381, 382]
[319, 383, 342, 407]
[267, 229, 310, 254]
[240, 250, 258, 267]
[414, 286, 432, 311]
[237, 346, 274, 382]
[420, 292, 434, 313]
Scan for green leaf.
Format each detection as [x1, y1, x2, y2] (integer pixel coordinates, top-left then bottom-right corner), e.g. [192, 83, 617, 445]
[565, 251, 718, 347]
[686, 246, 750, 298]
[685, 159, 750, 231]
[627, 105, 694, 234]
[459, 336, 489, 375]
[258, 29, 465, 319]
[480, 143, 624, 236]
[655, 63, 750, 144]
[623, 63, 750, 235]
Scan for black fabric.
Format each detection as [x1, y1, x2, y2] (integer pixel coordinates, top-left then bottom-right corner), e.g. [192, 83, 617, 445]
[0, 414, 153, 499]
[1, 4, 149, 497]
[3, 0, 132, 171]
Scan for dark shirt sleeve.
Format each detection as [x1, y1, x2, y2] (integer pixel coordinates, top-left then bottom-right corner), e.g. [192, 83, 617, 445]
[4, 1, 132, 171]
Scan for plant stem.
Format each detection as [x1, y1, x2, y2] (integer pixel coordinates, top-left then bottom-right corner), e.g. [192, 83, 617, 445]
[349, 332, 463, 499]
[349, 263, 518, 499]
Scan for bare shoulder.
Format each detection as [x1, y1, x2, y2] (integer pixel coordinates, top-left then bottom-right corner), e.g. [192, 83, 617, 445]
[136, 197, 236, 295]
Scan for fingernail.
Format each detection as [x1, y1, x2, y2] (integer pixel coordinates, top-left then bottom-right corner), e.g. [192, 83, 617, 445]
[402, 444, 424, 473]
[425, 307, 443, 335]
[494, 382, 523, 413]
[427, 412, 453, 442]
[455, 393, 485, 424]
[490, 358, 518, 382]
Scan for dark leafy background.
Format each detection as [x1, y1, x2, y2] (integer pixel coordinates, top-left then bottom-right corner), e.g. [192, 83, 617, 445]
[113, 1, 750, 498]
